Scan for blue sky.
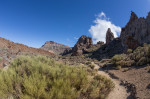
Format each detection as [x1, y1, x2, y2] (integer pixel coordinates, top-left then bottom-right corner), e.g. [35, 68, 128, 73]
[0, 0, 150, 47]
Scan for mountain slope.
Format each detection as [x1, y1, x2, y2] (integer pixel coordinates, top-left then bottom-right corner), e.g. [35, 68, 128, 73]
[0, 37, 55, 68]
[0, 37, 55, 56]
[40, 41, 71, 55]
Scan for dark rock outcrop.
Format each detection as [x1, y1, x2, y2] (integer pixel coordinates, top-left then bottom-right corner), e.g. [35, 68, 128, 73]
[91, 38, 124, 60]
[106, 28, 114, 44]
[120, 11, 150, 50]
[97, 41, 104, 45]
[41, 41, 71, 55]
[72, 35, 93, 56]
[62, 48, 72, 55]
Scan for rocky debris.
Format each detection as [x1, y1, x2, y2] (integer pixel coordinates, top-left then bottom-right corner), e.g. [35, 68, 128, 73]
[120, 11, 150, 50]
[147, 84, 150, 89]
[121, 80, 137, 99]
[72, 35, 93, 56]
[106, 28, 114, 44]
[41, 41, 70, 55]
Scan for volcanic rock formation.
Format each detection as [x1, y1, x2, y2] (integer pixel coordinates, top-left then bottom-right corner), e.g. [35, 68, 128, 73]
[120, 11, 150, 49]
[106, 28, 114, 44]
[72, 35, 93, 56]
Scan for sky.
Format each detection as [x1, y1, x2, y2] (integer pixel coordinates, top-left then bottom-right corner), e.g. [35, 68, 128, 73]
[0, 0, 150, 48]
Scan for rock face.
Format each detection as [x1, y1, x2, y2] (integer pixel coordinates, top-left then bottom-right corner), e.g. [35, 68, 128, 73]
[62, 48, 72, 55]
[40, 41, 71, 55]
[91, 38, 124, 60]
[120, 11, 150, 49]
[106, 28, 114, 44]
[72, 35, 93, 56]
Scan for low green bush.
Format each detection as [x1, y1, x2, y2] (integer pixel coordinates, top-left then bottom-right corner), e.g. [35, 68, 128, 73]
[87, 75, 114, 99]
[112, 54, 134, 68]
[112, 44, 150, 67]
[0, 55, 114, 99]
[0, 57, 2, 62]
[127, 49, 133, 54]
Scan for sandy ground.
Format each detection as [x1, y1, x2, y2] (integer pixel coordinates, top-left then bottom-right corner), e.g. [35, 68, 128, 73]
[94, 64, 129, 99]
[108, 66, 150, 99]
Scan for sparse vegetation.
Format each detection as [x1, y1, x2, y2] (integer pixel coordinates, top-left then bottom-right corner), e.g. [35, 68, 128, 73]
[89, 64, 95, 69]
[0, 57, 2, 62]
[88, 75, 115, 99]
[127, 49, 133, 54]
[0, 55, 114, 99]
[112, 44, 150, 67]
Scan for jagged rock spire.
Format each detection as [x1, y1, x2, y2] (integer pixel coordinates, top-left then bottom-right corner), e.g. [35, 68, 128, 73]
[106, 28, 114, 44]
[129, 11, 138, 23]
[146, 12, 150, 21]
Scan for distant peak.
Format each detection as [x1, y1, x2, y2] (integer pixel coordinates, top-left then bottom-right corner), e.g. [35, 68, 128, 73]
[45, 41, 55, 44]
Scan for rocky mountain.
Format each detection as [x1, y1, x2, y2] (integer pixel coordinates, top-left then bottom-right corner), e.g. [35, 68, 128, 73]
[120, 11, 150, 50]
[40, 41, 71, 55]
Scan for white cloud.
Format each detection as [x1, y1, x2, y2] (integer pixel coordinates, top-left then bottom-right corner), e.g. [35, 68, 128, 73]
[89, 12, 121, 44]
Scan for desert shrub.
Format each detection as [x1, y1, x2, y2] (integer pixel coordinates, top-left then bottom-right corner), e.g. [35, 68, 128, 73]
[127, 49, 133, 54]
[0, 56, 87, 99]
[112, 44, 150, 67]
[85, 61, 91, 65]
[136, 57, 149, 66]
[123, 68, 129, 72]
[0, 55, 114, 99]
[131, 44, 150, 66]
[116, 65, 122, 70]
[89, 64, 95, 69]
[0, 57, 2, 62]
[112, 54, 125, 63]
[88, 75, 114, 99]
[111, 54, 132, 67]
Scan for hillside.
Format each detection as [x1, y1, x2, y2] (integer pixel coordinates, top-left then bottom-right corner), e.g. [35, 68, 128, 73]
[40, 41, 71, 55]
[0, 37, 55, 68]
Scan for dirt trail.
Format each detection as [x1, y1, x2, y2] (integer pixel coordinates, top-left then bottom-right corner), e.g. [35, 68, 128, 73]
[94, 64, 129, 99]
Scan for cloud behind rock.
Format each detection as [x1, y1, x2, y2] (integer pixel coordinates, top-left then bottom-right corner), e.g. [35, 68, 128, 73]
[89, 12, 121, 43]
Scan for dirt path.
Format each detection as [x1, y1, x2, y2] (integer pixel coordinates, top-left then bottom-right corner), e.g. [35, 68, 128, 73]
[94, 64, 129, 99]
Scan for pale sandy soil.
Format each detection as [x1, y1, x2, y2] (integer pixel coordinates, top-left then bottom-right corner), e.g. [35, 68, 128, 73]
[94, 64, 130, 99]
